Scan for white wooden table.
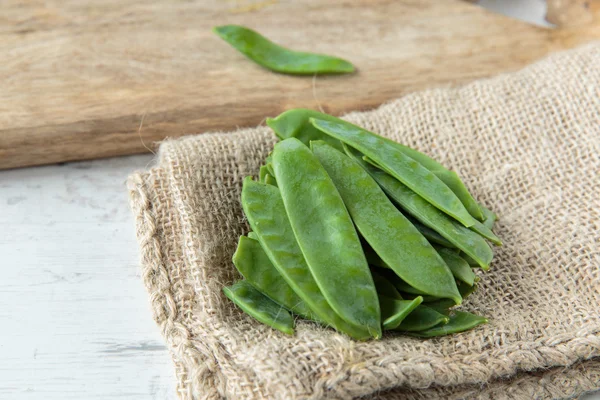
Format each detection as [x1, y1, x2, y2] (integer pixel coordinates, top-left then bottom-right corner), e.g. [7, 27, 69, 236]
[1, 2, 598, 399]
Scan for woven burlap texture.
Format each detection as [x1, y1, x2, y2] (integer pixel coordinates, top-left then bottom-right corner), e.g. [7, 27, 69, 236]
[128, 43, 600, 400]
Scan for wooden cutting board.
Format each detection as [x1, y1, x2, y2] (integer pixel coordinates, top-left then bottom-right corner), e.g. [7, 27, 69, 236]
[1, 0, 599, 169]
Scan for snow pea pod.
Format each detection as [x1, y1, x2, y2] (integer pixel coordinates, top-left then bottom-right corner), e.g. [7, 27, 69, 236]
[437, 247, 477, 286]
[425, 299, 456, 315]
[310, 119, 476, 228]
[395, 305, 450, 332]
[213, 25, 354, 75]
[346, 147, 493, 270]
[380, 296, 423, 330]
[232, 236, 315, 319]
[272, 139, 381, 334]
[266, 162, 275, 177]
[223, 281, 294, 335]
[241, 178, 372, 340]
[311, 141, 461, 304]
[407, 311, 488, 337]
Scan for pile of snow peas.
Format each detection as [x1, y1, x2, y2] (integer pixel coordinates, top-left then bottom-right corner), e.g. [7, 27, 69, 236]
[224, 109, 500, 340]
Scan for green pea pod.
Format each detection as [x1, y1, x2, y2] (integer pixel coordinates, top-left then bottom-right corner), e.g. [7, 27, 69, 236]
[223, 281, 294, 335]
[272, 139, 381, 335]
[310, 119, 476, 228]
[311, 141, 461, 304]
[370, 269, 403, 300]
[247, 231, 259, 240]
[407, 311, 488, 337]
[268, 109, 485, 221]
[266, 108, 345, 150]
[347, 148, 493, 270]
[213, 25, 355, 75]
[457, 281, 477, 300]
[380, 296, 423, 330]
[395, 305, 450, 332]
[264, 174, 278, 187]
[232, 236, 315, 319]
[436, 247, 477, 286]
[259, 165, 269, 183]
[480, 204, 498, 230]
[241, 178, 372, 340]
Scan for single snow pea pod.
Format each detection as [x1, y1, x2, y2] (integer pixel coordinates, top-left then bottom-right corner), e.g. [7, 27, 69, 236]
[480, 204, 498, 230]
[266, 108, 345, 150]
[311, 141, 461, 304]
[241, 177, 372, 340]
[395, 305, 450, 332]
[272, 139, 381, 334]
[347, 147, 493, 270]
[436, 247, 477, 286]
[457, 281, 477, 300]
[407, 311, 488, 337]
[380, 296, 423, 330]
[232, 236, 315, 319]
[223, 281, 294, 335]
[259, 165, 269, 183]
[310, 119, 476, 227]
[213, 25, 354, 75]
[370, 269, 402, 300]
[264, 174, 278, 187]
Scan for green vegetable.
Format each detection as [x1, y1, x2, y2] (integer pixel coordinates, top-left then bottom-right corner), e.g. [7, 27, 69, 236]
[380, 296, 423, 330]
[232, 236, 315, 319]
[213, 25, 355, 75]
[272, 139, 381, 335]
[223, 281, 295, 335]
[396, 306, 450, 332]
[310, 118, 476, 228]
[436, 247, 477, 286]
[347, 147, 493, 270]
[312, 141, 461, 304]
[241, 178, 372, 340]
[407, 311, 488, 337]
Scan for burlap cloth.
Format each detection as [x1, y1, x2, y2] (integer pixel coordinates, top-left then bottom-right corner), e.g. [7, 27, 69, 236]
[128, 43, 600, 399]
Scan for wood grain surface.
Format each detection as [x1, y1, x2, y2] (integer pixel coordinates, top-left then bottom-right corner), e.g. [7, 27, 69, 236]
[1, 0, 599, 169]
